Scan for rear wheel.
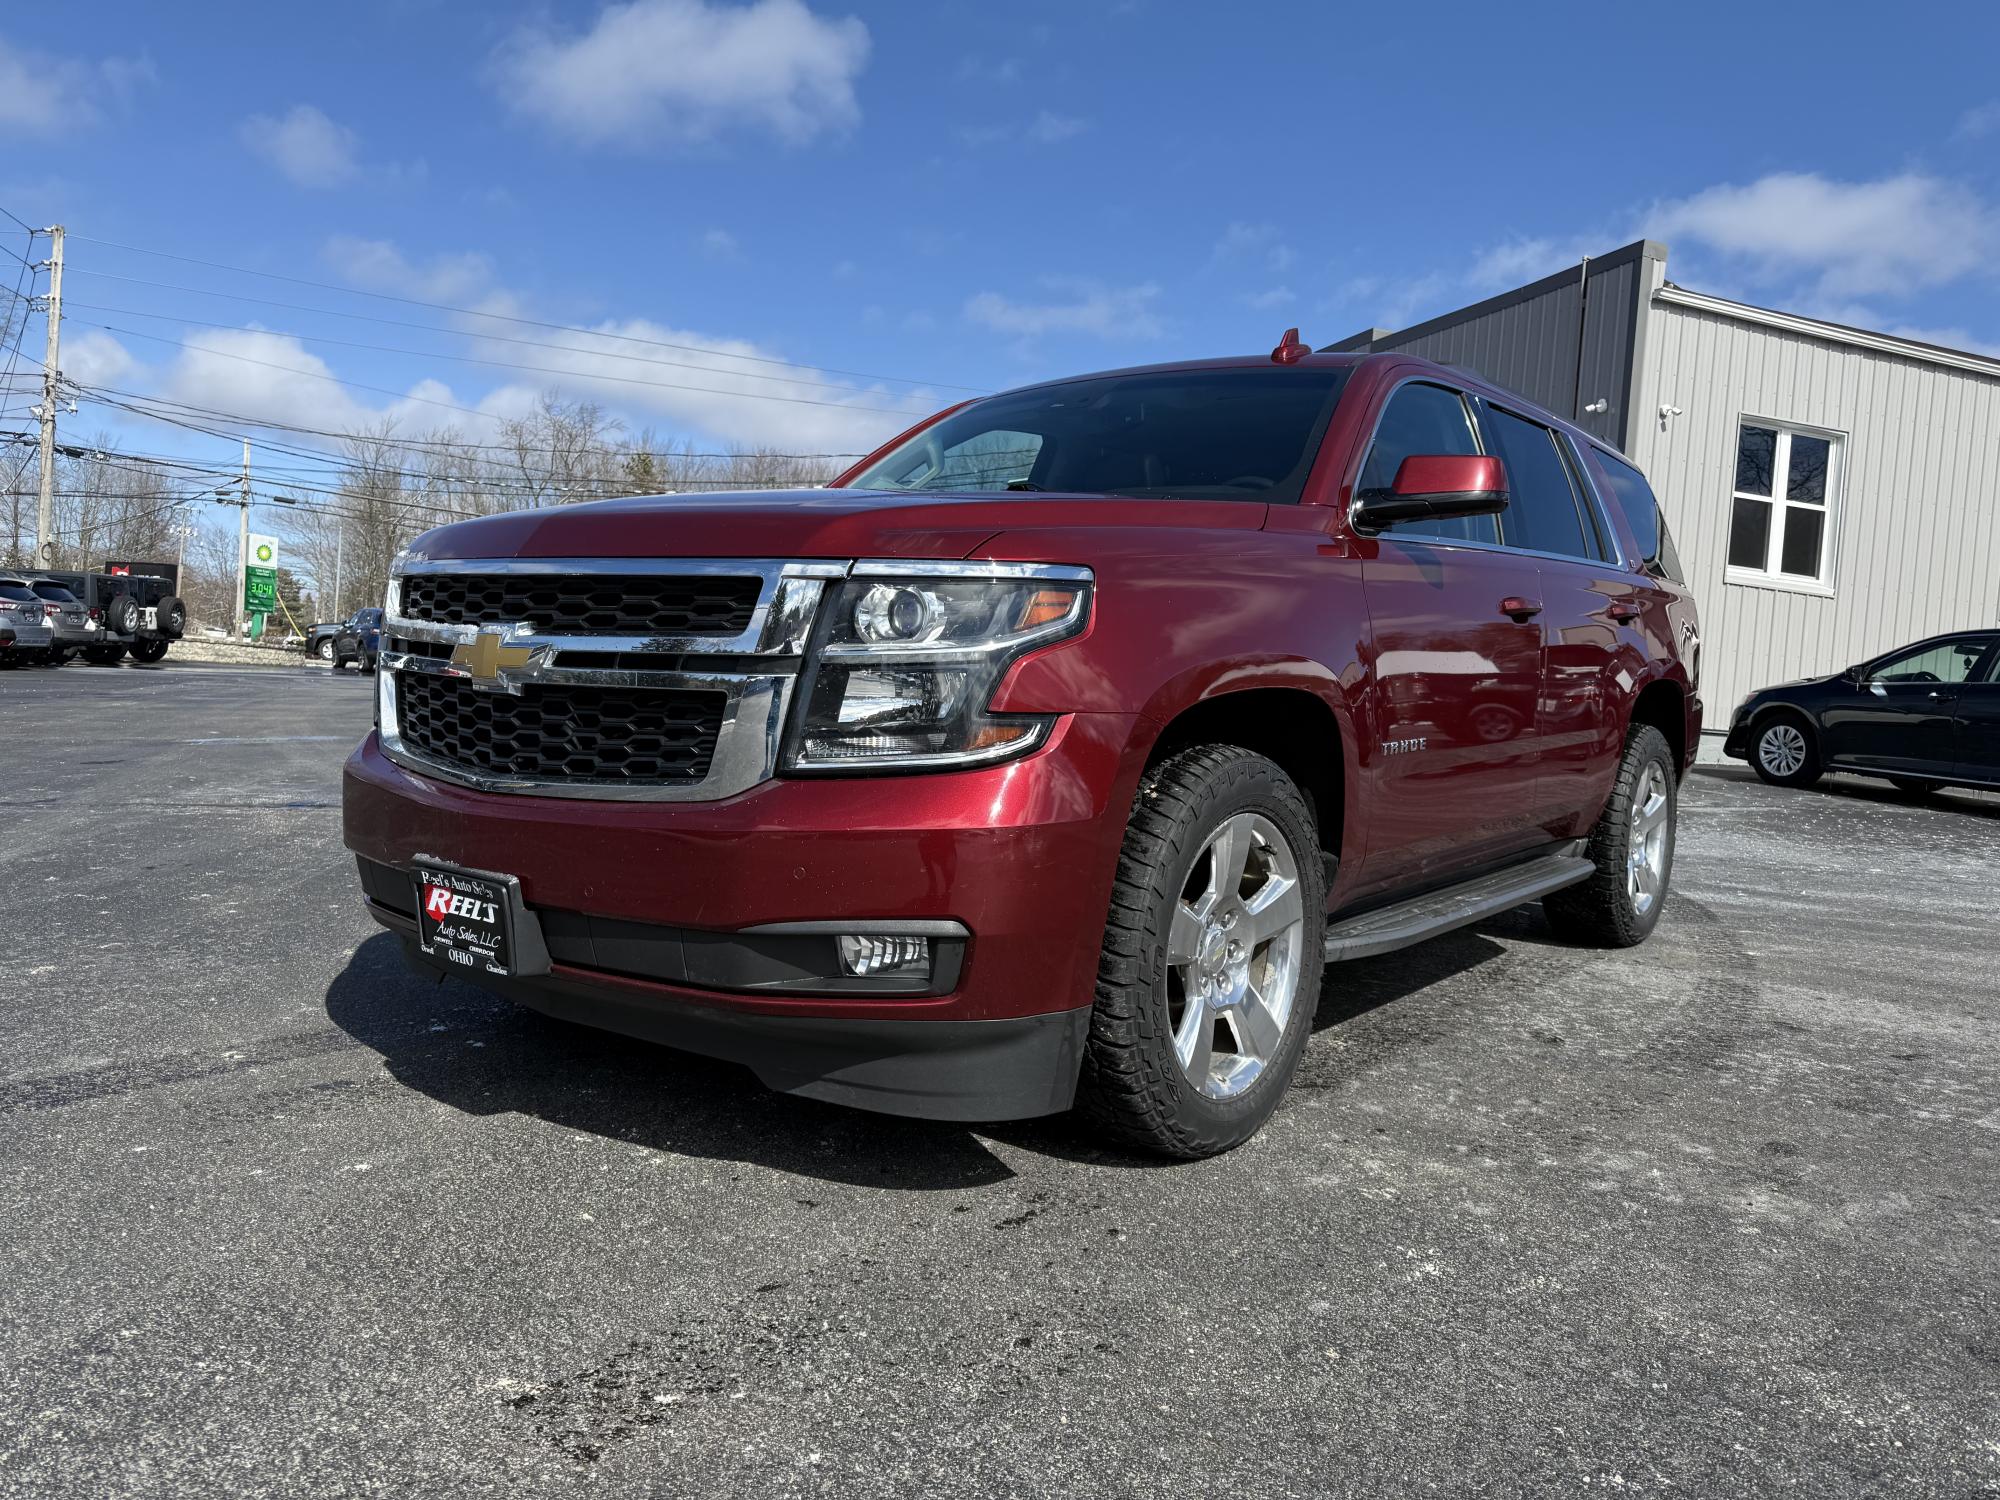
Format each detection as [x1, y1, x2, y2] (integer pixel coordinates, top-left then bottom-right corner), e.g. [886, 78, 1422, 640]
[1750, 713, 1821, 788]
[129, 638, 170, 663]
[1074, 745, 1326, 1159]
[1545, 724, 1678, 948]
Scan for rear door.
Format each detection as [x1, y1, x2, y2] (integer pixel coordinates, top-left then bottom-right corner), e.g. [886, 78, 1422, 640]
[1473, 402, 1635, 839]
[1949, 636, 2000, 784]
[1354, 378, 1546, 893]
[1823, 636, 1990, 775]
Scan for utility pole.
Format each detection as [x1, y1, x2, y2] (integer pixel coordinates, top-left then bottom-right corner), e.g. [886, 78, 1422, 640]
[330, 523, 344, 620]
[32, 224, 63, 568]
[234, 439, 250, 640]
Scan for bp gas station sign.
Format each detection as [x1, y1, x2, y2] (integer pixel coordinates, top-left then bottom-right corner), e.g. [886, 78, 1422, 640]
[244, 534, 279, 614]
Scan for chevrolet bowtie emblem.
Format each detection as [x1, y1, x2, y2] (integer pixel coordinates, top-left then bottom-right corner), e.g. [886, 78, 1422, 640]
[451, 628, 536, 682]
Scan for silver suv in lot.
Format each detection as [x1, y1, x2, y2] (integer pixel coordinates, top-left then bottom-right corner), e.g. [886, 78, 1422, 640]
[26, 579, 91, 665]
[0, 578, 54, 667]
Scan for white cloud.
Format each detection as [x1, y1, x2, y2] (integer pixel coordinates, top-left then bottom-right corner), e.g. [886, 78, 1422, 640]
[1212, 222, 1294, 274]
[0, 38, 152, 136]
[1466, 236, 1600, 290]
[160, 328, 466, 437]
[461, 316, 932, 449]
[1953, 101, 2000, 140]
[64, 328, 138, 387]
[491, 0, 870, 149]
[1644, 171, 1999, 298]
[964, 280, 1164, 341]
[240, 105, 361, 188]
[1242, 287, 1294, 311]
[1025, 110, 1088, 145]
[322, 236, 502, 306]
[961, 111, 1092, 149]
[700, 227, 740, 258]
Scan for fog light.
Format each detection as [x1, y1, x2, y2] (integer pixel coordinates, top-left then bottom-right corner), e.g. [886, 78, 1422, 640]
[837, 934, 929, 977]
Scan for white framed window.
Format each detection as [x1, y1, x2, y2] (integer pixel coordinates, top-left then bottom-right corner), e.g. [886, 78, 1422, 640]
[1726, 418, 1842, 594]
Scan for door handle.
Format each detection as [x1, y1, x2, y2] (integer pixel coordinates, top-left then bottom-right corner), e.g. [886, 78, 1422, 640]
[1928, 690, 1952, 701]
[1499, 596, 1543, 622]
[1605, 600, 1642, 622]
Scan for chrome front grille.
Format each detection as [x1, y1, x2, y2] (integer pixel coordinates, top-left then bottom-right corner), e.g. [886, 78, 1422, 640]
[377, 557, 844, 802]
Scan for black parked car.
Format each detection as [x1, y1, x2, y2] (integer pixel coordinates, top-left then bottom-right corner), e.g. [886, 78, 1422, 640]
[1724, 630, 2000, 794]
[331, 607, 383, 672]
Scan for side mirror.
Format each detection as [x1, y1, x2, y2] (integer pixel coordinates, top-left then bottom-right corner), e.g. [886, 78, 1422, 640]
[1352, 455, 1508, 533]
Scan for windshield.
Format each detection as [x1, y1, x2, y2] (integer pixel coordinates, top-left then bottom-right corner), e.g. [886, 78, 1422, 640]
[31, 584, 77, 603]
[849, 366, 1351, 503]
[0, 583, 37, 602]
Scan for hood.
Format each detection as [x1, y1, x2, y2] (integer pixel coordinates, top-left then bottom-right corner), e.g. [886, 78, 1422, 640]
[406, 488, 1267, 564]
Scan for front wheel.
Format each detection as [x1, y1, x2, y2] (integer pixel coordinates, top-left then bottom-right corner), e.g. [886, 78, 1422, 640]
[1750, 713, 1821, 788]
[1074, 745, 1326, 1159]
[315, 637, 335, 660]
[1545, 724, 1678, 948]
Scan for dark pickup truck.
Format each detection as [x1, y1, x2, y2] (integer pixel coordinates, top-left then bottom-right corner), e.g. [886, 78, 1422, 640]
[344, 337, 1701, 1157]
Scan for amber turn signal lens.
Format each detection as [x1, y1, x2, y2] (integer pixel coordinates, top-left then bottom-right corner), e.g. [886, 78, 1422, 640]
[1018, 587, 1078, 631]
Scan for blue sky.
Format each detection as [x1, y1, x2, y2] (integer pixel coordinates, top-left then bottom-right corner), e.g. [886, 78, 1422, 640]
[5, 0, 2000, 500]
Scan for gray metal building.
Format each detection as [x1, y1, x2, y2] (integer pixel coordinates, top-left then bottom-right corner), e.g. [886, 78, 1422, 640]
[1331, 239, 2000, 729]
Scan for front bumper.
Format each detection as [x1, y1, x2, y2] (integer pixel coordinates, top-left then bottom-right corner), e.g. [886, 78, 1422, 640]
[342, 713, 1144, 1119]
[1721, 702, 1755, 760]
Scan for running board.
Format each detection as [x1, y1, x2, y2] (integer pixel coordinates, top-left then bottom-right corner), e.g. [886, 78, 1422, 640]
[1323, 846, 1593, 962]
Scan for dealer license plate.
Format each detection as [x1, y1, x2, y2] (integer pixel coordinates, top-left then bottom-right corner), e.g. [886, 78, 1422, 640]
[414, 863, 516, 977]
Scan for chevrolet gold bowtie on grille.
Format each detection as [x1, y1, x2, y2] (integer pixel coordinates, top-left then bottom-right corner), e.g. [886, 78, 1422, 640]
[450, 630, 536, 682]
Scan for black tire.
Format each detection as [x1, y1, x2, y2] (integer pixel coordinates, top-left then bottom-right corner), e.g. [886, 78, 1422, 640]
[1073, 745, 1327, 1159]
[30, 648, 61, 668]
[1748, 711, 1822, 788]
[104, 595, 141, 635]
[129, 638, 170, 663]
[1545, 724, 1678, 949]
[154, 595, 187, 639]
[314, 636, 335, 660]
[0, 650, 18, 670]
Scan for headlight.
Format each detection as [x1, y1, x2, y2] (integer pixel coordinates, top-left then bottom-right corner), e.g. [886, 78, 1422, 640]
[784, 566, 1090, 772]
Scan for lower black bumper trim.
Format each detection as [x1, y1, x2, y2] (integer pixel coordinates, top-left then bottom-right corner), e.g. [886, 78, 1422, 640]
[367, 902, 1089, 1122]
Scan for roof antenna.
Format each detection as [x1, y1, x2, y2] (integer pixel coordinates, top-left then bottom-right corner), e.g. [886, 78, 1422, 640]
[1270, 327, 1309, 365]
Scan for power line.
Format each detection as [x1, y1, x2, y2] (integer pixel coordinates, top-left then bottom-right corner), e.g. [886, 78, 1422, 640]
[64, 239, 987, 392]
[85, 384, 865, 457]
[67, 300, 939, 403]
[83, 320, 928, 420]
[65, 280, 981, 397]
[0, 203, 37, 235]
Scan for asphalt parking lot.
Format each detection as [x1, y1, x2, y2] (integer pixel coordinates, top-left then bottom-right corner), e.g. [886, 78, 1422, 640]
[2, 663, 1996, 1498]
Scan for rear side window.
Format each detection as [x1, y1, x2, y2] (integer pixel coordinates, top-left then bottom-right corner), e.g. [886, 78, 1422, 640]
[1358, 382, 1498, 545]
[1593, 449, 1685, 582]
[1482, 407, 1593, 559]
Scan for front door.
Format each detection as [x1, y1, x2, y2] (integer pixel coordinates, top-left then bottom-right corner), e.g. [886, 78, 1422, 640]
[1352, 379, 1545, 894]
[1821, 636, 1992, 776]
[1950, 636, 2000, 784]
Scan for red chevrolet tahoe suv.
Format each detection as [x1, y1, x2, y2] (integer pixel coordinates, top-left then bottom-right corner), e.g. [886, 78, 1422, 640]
[343, 338, 1701, 1157]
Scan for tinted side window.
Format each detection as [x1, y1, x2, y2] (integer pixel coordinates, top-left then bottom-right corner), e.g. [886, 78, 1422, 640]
[1483, 407, 1591, 559]
[1359, 382, 1497, 545]
[1866, 639, 1990, 686]
[1593, 449, 1683, 582]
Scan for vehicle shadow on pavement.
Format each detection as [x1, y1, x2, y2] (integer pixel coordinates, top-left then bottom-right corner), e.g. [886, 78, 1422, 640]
[324, 934, 1025, 1191]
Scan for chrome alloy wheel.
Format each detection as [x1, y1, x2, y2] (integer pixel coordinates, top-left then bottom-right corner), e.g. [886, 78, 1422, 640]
[1758, 722, 1807, 779]
[1627, 761, 1671, 917]
[1164, 812, 1306, 1101]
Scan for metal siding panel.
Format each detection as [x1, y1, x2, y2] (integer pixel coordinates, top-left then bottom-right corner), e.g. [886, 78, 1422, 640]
[1638, 301, 2000, 717]
[1372, 281, 1581, 418]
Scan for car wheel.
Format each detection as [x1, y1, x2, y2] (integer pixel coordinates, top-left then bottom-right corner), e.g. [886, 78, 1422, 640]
[315, 637, 335, 660]
[1544, 725, 1678, 949]
[129, 639, 170, 664]
[1073, 744, 1326, 1159]
[104, 596, 141, 635]
[154, 594, 187, 639]
[1749, 712, 1821, 788]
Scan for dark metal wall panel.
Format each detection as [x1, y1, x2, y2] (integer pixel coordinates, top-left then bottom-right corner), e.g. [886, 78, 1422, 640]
[1367, 279, 1583, 421]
